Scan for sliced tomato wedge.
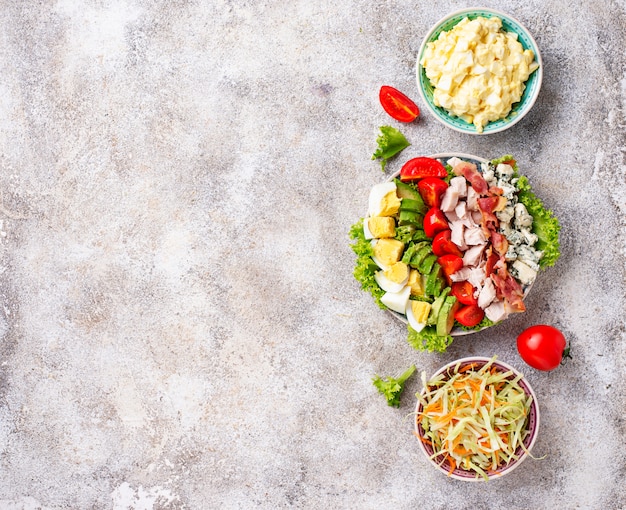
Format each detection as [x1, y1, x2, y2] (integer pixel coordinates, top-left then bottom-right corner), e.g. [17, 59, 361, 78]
[399, 157, 447, 182]
[418, 177, 449, 208]
[423, 207, 448, 238]
[451, 281, 478, 306]
[379, 85, 419, 123]
[437, 254, 463, 283]
[454, 304, 485, 327]
[432, 229, 463, 257]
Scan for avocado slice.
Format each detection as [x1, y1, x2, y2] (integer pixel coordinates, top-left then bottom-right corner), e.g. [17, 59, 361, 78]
[410, 244, 432, 269]
[427, 287, 450, 325]
[424, 263, 442, 297]
[436, 296, 459, 336]
[400, 198, 425, 213]
[401, 242, 418, 264]
[395, 179, 424, 203]
[398, 210, 423, 226]
[432, 273, 446, 297]
[419, 253, 438, 274]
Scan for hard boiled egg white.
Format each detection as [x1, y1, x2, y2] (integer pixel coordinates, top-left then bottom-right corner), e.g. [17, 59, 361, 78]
[380, 286, 411, 314]
[406, 301, 428, 332]
[368, 181, 401, 217]
[374, 262, 410, 293]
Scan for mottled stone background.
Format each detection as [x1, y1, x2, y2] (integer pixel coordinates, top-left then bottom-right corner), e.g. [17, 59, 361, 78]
[0, 0, 624, 509]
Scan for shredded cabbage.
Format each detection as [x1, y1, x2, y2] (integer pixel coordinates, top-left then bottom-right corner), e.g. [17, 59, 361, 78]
[416, 357, 533, 480]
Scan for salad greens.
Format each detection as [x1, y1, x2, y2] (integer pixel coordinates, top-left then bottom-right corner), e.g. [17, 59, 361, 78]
[349, 219, 385, 308]
[371, 126, 410, 172]
[407, 324, 453, 353]
[372, 364, 416, 407]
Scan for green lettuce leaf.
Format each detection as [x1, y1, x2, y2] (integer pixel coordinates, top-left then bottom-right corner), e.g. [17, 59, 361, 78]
[349, 219, 385, 308]
[406, 325, 453, 353]
[372, 364, 416, 407]
[371, 126, 410, 172]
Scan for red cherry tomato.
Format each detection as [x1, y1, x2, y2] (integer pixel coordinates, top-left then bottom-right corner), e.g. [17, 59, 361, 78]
[451, 281, 478, 306]
[517, 325, 568, 371]
[418, 177, 449, 208]
[423, 207, 448, 238]
[399, 157, 447, 182]
[454, 304, 485, 327]
[432, 229, 463, 257]
[379, 85, 420, 123]
[437, 254, 463, 283]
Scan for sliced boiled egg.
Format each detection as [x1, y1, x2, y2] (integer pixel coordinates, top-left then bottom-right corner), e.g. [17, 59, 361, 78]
[374, 262, 409, 293]
[370, 238, 405, 270]
[381, 286, 411, 314]
[368, 181, 401, 217]
[363, 217, 374, 239]
[375, 272, 405, 293]
[406, 300, 432, 332]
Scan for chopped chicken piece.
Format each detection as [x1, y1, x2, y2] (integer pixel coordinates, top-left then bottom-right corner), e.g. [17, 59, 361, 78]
[464, 226, 487, 245]
[450, 267, 472, 282]
[477, 278, 497, 308]
[449, 176, 467, 198]
[455, 201, 467, 220]
[441, 187, 460, 212]
[467, 266, 486, 289]
[485, 300, 508, 322]
[466, 186, 479, 211]
[463, 244, 485, 267]
[450, 221, 467, 250]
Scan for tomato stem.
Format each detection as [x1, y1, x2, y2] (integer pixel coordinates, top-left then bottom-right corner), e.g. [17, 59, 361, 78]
[561, 346, 572, 365]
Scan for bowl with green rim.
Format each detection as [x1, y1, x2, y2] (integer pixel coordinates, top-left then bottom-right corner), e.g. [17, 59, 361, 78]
[416, 8, 542, 135]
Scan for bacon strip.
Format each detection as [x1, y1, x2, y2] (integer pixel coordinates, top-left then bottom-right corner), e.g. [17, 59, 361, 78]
[478, 196, 500, 214]
[452, 161, 489, 194]
[491, 267, 526, 312]
[490, 231, 509, 256]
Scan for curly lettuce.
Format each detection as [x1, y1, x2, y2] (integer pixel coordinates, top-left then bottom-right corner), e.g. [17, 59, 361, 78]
[372, 364, 416, 407]
[407, 325, 453, 353]
[371, 126, 410, 172]
[349, 219, 385, 308]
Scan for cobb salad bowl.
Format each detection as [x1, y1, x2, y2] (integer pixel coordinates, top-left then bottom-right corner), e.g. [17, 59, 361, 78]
[385, 152, 532, 337]
[414, 356, 540, 481]
[349, 152, 560, 353]
[416, 8, 543, 135]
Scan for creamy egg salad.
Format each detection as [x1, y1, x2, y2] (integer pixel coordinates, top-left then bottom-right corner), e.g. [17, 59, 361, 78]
[420, 16, 539, 132]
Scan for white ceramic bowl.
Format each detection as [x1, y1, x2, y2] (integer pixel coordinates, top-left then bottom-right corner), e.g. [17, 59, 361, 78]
[414, 357, 540, 481]
[416, 8, 543, 135]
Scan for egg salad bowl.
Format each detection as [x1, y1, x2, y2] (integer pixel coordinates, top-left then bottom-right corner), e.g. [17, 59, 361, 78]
[416, 8, 543, 135]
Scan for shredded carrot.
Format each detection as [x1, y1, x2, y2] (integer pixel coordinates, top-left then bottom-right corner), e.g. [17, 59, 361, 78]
[416, 357, 533, 480]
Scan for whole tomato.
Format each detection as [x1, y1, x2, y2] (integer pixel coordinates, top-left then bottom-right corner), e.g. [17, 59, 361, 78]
[517, 325, 569, 371]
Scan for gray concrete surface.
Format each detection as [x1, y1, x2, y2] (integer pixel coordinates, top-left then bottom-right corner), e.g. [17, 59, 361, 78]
[0, 1, 624, 509]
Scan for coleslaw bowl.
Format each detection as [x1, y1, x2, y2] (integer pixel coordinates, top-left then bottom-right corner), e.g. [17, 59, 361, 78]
[416, 8, 543, 135]
[414, 356, 540, 481]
